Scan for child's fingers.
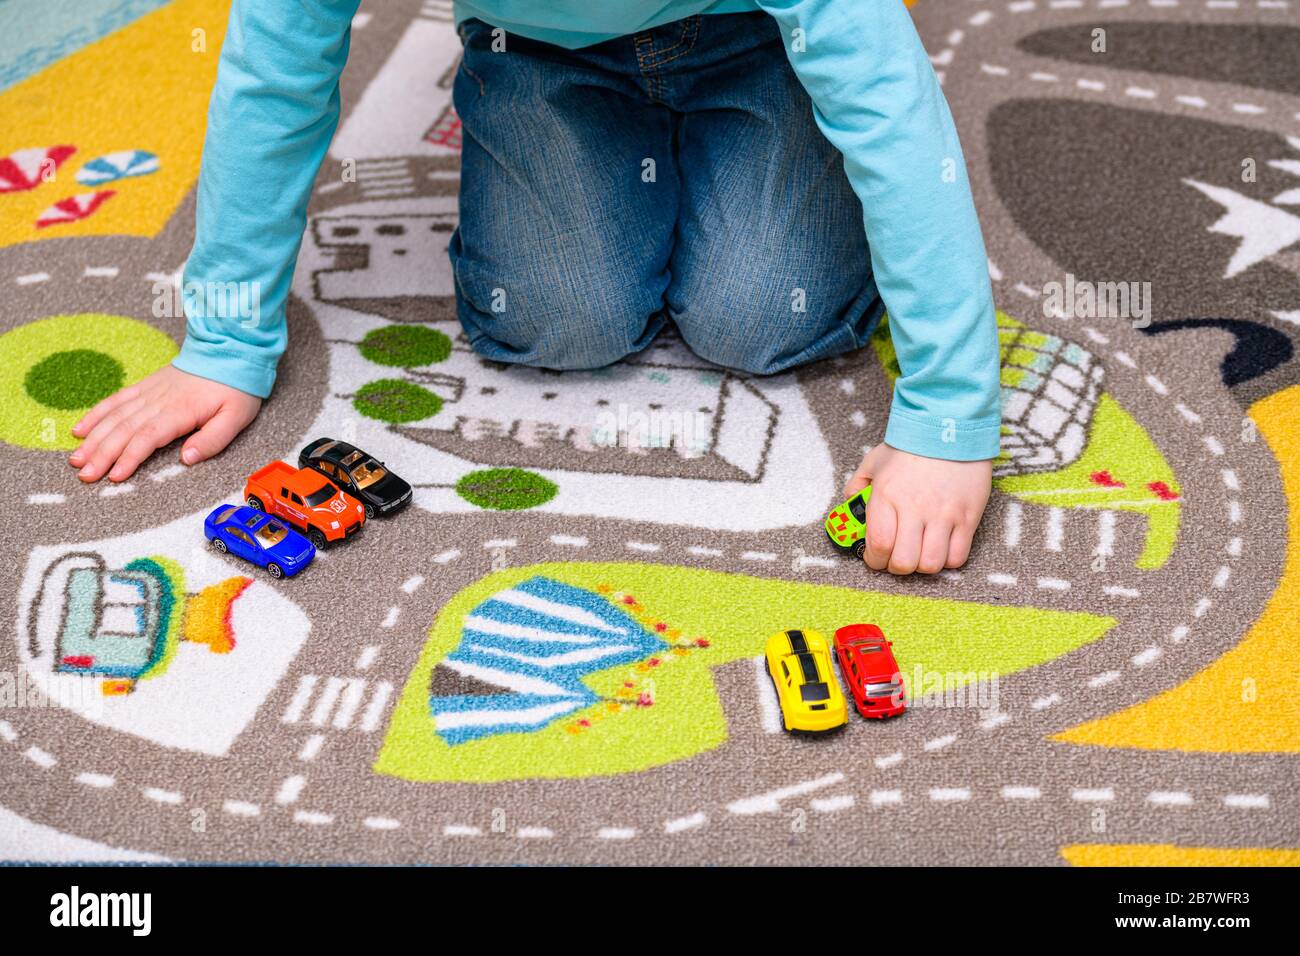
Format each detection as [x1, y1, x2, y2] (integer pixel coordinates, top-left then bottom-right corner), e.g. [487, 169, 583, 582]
[945, 521, 975, 569]
[886, 514, 924, 575]
[181, 402, 257, 465]
[863, 497, 897, 571]
[917, 521, 953, 575]
[77, 406, 151, 482]
[72, 383, 138, 439]
[70, 397, 145, 472]
[842, 445, 881, 498]
[107, 411, 189, 483]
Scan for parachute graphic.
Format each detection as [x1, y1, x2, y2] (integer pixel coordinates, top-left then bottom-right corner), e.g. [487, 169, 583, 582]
[75, 149, 159, 186]
[0, 145, 76, 193]
[35, 190, 115, 228]
[428, 576, 667, 745]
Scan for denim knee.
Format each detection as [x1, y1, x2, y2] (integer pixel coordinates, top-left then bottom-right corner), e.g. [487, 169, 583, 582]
[452, 232, 666, 370]
[671, 273, 881, 375]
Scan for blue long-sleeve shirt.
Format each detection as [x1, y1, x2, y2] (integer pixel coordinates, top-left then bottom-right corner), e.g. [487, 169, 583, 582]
[177, 0, 1002, 460]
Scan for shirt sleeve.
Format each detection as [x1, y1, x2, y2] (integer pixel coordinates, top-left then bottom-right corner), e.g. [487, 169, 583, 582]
[755, 0, 1002, 461]
[173, 0, 362, 399]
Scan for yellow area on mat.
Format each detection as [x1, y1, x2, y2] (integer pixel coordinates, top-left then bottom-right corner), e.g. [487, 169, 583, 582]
[183, 576, 252, 654]
[377, 562, 1115, 782]
[1053, 384, 1300, 753]
[0, 0, 229, 247]
[1062, 844, 1300, 867]
[0, 313, 178, 451]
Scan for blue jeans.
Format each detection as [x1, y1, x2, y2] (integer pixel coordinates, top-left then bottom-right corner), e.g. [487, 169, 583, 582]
[449, 12, 883, 374]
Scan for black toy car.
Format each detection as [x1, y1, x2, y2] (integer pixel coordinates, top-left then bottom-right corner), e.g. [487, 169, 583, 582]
[298, 438, 413, 518]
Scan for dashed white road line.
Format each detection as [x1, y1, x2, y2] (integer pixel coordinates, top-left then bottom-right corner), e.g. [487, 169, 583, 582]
[1071, 787, 1115, 803]
[275, 775, 307, 805]
[294, 810, 334, 826]
[811, 794, 856, 813]
[298, 734, 325, 762]
[223, 801, 260, 817]
[597, 827, 637, 840]
[75, 772, 115, 789]
[727, 773, 845, 815]
[929, 787, 972, 802]
[1224, 794, 1270, 809]
[24, 746, 56, 769]
[1148, 791, 1193, 806]
[665, 812, 708, 834]
[143, 787, 183, 805]
[443, 824, 482, 837]
[1001, 786, 1042, 800]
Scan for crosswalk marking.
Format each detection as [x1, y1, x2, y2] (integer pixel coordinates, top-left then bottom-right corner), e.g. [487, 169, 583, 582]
[282, 675, 394, 733]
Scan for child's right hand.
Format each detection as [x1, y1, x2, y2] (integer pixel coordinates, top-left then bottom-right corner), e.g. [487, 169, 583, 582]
[68, 365, 263, 483]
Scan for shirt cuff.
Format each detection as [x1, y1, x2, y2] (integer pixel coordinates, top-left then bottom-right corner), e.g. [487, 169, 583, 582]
[172, 336, 278, 400]
[884, 406, 1002, 461]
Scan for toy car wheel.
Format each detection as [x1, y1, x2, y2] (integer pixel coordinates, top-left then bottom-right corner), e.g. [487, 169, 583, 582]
[308, 528, 327, 550]
[364, 503, 376, 519]
[852, 539, 866, 559]
[247, 495, 264, 512]
[211, 538, 228, 554]
[267, 562, 284, 579]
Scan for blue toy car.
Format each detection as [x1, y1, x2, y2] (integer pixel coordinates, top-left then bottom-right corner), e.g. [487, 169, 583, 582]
[204, 503, 315, 578]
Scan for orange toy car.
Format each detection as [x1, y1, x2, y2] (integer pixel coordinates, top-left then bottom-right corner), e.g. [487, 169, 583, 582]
[244, 461, 365, 549]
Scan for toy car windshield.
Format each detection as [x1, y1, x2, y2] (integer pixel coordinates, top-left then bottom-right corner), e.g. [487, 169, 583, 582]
[303, 484, 336, 507]
[349, 459, 387, 488]
[848, 494, 867, 523]
[256, 522, 288, 545]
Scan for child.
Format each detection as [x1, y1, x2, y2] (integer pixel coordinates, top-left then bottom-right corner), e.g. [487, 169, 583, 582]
[70, 0, 1001, 576]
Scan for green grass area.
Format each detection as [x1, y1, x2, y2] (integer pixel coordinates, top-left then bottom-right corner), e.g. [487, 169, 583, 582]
[0, 314, 177, 451]
[375, 562, 1116, 783]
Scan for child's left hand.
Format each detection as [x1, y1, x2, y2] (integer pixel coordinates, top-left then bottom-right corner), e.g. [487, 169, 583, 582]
[844, 444, 992, 575]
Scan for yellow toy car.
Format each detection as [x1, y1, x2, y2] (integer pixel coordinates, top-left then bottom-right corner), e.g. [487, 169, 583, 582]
[764, 628, 848, 732]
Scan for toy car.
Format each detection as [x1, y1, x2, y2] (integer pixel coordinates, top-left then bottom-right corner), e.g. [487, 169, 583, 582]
[833, 623, 906, 719]
[763, 628, 848, 732]
[298, 438, 412, 518]
[825, 487, 871, 558]
[244, 460, 365, 549]
[204, 503, 315, 578]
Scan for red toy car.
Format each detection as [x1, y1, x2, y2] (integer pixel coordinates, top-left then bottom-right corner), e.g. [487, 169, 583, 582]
[833, 623, 906, 719]
[244, 461, 365, 549]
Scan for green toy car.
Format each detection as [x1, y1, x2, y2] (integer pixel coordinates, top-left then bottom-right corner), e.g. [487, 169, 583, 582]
[825, 486, 872, 558]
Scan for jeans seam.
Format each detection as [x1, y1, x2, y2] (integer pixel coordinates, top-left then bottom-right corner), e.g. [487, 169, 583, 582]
[646, 17, 700, 69]
[632, 30, 659, 101]
[457, 22, 486, 96]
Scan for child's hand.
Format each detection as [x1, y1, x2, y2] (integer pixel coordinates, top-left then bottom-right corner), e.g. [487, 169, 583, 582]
[68, 365, 262, 483]
[845, 444, 992, 575]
